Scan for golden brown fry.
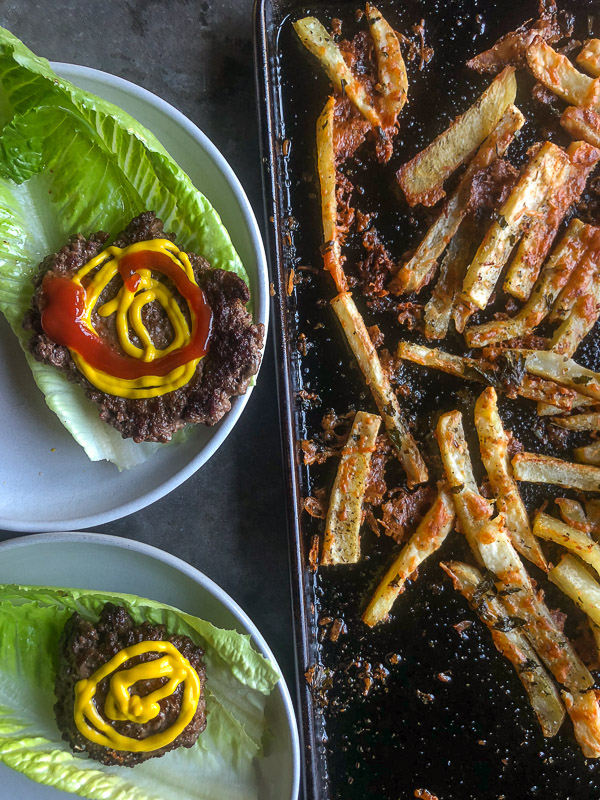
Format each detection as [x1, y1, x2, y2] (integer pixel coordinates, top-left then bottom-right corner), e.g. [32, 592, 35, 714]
[441, 559, 565, 738]
[527, 37, 594, 105]
[293, 17, 383, 128]
[577, 39, 600, 77]
[460, 141, 570, 312]
[365, 4, 408, 125]
[556, 497, 591, 533]
[551, 290, 600, 358]
[362, 487, 455, 626]
[316, 97, 347, 293]
[466, 219, 586, 347]
[397, 67, 517, 207]
[322, 411, 381, 565]
[437, 411, 593, 691]
[475, 387, 546, 570]
[332, 293, 428, 487]
[574, 440, 600, 468]
[533, 512, 600, 578]
[512, 451, 600, 492]
[394, 105, 524, 294]
[525, 350, 600, 402]
[552, 413, 600, 431]
[562, 689, 600, 759]
[549, 553, 600, 628]
[550, 222, 600, 320]
[562, 105, 600, 147]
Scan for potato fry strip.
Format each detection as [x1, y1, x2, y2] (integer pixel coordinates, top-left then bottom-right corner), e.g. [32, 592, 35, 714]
[321, 411, 381, 565]
[525, 350, 600, 402]
[365, 3, 407, 124]
[440, 560, 565, 738]
[316, 97, 347, 293]
[549, 553, 600, 629]
[512, 451, 600, 492]
[394, 105, 524, 294]
[527, 38, 594, 105]
[534, 512, 600, 578]
[552, 413, 600, 431]
[362, 487, 455, 626]
[562, 689, 600, 759]
[293, 17, 383, 128]
[550, 223, 600, 320]
[475, 388, 546, 569]
[397, 67, 517, 207]
[551, 289, 600, 358]
[332, 293, 428, 487]
[561, 105, 600, 148]
[460, 141, 570, 312]
[574, 439, 600, 468]
[577, 39, 600, 77]
[466, 220, 586, 347]
[556, 498, 591, 533]
[437, 411, 593, 691]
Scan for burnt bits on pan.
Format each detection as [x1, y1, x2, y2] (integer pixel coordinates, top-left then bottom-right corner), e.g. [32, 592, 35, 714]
[23, 212, 264, 442]
[54, 603, 207, 767]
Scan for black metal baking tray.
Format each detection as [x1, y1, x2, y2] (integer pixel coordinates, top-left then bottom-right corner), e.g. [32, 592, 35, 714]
[254, 2, 600, 798]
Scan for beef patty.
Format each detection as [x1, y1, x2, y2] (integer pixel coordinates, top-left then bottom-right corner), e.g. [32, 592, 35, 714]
[23, 212, 264, 442]
[54, 603, 207, 767]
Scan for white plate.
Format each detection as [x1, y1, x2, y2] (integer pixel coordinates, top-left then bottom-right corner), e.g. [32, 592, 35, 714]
[0, 532, 300, 800]
[0, 64, 269, 533]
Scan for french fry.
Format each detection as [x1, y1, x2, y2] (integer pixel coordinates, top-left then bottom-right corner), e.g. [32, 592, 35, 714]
[553, 412, 600, 430]
[397, 67, 517, 207]
[437, 411, 593, 691]
[533, 512, 600, 578]
[555, 497, 592, 533]
[321, 411, 381, 565]
[465, 219, 586, 347]
[550, 222, 600, 320]
[574, 440, 600, 468]
[537, 393, 598, 416]
[577, 39, 600, 77]
[551, 290, 600, 358]
[441, 559, 565, 738]
[475, 387, 546, 569]
[316, 97, 347, 293]
[512, 451, 600, 492]
[527, 38, 594, 105]
[562, 689, 600, 759]
[562, 105, 600, 148]
[524, 350, 600, 402]
[460, 141, 571, 312]
[393, 105, 524, 294]
[586, 499, 600, 535]
[362, 487, 455, 626]
[293, 17, 383, 128]
[332, 293, 428, 487]
[549, 553, 600, 629]
[365, 3, 408, 125]
[503, 143, 599, 301]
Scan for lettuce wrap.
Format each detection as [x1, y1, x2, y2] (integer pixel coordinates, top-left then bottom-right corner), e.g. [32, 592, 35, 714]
[0, 27, 251, 469]
[0, 583, 279, 800]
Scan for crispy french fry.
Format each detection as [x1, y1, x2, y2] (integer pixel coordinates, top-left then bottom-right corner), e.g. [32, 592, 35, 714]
[550, 222, 600, 320]
[551, 290, 600, 358]
[321, 411, 381, 565]
[586, 499, 600, 535]
[562, 689, 600, 759]
[393, 105, 524, 294]
[503, 143, 599, 301]
[441, 559, 565, 738]
[552, 413, 600, 431]
[437, 411, 593, 691]
[316, 97, 347, 293]
[460, 141, 571, 312]
[534, 512, 600, 578]
[475, 387, 546, 569]
[538, 393, 598, 416]
[513, 451, 600, 492]
[294, 17, 383, 128]
[466, 219, 586, 347]
[527, 38, 595, 105]
[577, 39, 600, 77]
[362, 487, 455, 625]
[365, 3, 407, 125]
[549, 553, 600, 628]
[556, 497, 591, 533]
[562, 105, 600, 147]
[575, 439, 600, 468]
[397, 67, 517, 207]
[332, 293, 428, 487]
[525, 350, 600, 402]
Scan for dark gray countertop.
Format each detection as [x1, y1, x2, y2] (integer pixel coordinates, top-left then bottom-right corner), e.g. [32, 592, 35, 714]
[0, 0, 296, 692]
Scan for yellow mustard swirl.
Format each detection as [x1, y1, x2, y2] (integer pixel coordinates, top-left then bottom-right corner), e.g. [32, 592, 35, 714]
[70, 239, 201, 399]
[73, 640, 201, 752]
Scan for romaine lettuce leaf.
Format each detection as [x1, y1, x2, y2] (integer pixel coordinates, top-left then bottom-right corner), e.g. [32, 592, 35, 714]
[0, 27, 249, 469]
[0, 583, 279, 800]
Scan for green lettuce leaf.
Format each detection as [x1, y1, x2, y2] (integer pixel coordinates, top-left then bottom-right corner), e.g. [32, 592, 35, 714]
[0, 583, 279, 800]
[0, 27, 250, 469]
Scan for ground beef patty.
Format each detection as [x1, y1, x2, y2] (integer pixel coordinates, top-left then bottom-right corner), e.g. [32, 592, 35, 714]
[23, 212, 264, 442]
[54, 603, 207, 767]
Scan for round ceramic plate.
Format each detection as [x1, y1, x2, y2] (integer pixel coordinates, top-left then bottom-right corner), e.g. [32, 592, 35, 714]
[0, 532, 300, 800]
[0, 64, 268, 533]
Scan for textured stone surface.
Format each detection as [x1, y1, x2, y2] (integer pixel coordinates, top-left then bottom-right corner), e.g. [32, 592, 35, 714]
[0, 0, 295, 688]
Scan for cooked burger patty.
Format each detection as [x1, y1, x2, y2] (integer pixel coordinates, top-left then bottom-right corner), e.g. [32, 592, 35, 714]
[54, 603, 207, 767]
[23, 212, 264, 442]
